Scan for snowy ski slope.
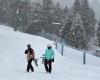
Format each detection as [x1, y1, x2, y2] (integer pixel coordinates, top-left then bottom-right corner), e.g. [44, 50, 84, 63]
[0, 25, 100, 80]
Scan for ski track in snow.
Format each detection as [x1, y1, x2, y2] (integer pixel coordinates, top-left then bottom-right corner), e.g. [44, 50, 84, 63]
[0, 25, 100, 80]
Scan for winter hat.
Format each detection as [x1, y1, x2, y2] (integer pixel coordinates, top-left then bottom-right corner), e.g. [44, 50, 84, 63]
[47, 44, 52, 48]
[27, 44, 31, 48]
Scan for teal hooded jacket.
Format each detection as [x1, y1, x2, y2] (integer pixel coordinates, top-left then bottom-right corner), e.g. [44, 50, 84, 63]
[45, 48, 54, 60]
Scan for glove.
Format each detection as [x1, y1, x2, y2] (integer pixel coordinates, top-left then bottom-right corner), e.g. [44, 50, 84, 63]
[51, 58, 54, 62]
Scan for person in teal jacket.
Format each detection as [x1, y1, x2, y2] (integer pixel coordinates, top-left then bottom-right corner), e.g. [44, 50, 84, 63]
[44, 44, 55, 73]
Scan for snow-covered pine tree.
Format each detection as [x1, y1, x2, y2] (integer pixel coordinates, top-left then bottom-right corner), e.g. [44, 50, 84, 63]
[9, 0, 22, 31]
[52, 2, 68, 36]
[59, 16, 72, 44]
[73, 0, 81, 14]
[0, 0, 5, 23]
[25, 2, 42, 35]
[41, 0, 54, 34]
[9, 0, 31, 31]
[17, 0, 32, 32]
[53, 2, 62, 23]
[97, 19, 100, 46]
[64, 6, 68, 14]
[68, 0, 81, 20]
[0, 0, 12, 24]
[61, 0, 81, 45]
[63, 0, 96, 49]
[3, 0, 14, 26]
[70, 13, 86, 48]
[80, 0, 96, 44]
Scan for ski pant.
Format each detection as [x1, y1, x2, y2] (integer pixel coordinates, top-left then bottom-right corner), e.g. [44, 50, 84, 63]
[27, 59, 34, 72]
[44, 59, 52, 73]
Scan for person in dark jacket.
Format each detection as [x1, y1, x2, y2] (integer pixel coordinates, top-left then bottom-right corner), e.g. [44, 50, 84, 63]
[25, 44, 35, 72]
[44, 44, 55, 73]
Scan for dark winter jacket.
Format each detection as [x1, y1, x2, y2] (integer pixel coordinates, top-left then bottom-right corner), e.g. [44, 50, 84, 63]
[25, 48, 35, 61]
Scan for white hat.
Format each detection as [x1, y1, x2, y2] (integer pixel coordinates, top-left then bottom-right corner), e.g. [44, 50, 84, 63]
[47, 44, 52, 48]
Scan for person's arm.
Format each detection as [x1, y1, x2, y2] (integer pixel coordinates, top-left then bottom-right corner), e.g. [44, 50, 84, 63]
[32, 49, 35, 59]
[44, 49, 47, 59]
[25, 50, 28, 54]
[52, 49, 55, 58]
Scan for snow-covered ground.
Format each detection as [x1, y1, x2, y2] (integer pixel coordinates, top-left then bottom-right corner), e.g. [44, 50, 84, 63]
[57, 42, 100, 66]
[0, 25, 100, 80]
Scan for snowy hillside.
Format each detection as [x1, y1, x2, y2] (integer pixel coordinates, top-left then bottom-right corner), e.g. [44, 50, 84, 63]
[0, 25, 100, 80]
[57, 42, 100, 66]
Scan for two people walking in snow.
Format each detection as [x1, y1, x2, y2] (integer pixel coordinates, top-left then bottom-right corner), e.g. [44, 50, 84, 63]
[24, 44, 55, 73]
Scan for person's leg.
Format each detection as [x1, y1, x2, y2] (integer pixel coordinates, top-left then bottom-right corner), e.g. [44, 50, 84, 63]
[44, 59, 49, 72]
[48, 61, 52, 73]
[27, 60, 31, 72]
[30, 59, 34, 72]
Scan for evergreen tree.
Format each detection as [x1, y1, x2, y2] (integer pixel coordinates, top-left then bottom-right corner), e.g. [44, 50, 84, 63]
[70, 13, 86, 48]
[55, 5, 69, 40]
[9, 0, 21, 31]
[0, 0, 5, 23]
[80, 0, 96, 43]
[0, 0, 12, 24]
[97, 19, 100, 46]
[25, 2, 42, 35]
[64, 6, 68, 13]
[53, 2, 63, 23]
[60, 0, 81, 44]
[69, 0, 81, 20]
[4, 0, 14, 25]
[52, 2, 65, 35]
[59, 16, 72, 44]
[73, 0, 81, 14]
[18, 0, 31, 31]
[41, 0, 54, 34]
[9, 0, 31, 31]
[63, 0, 96, 49]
